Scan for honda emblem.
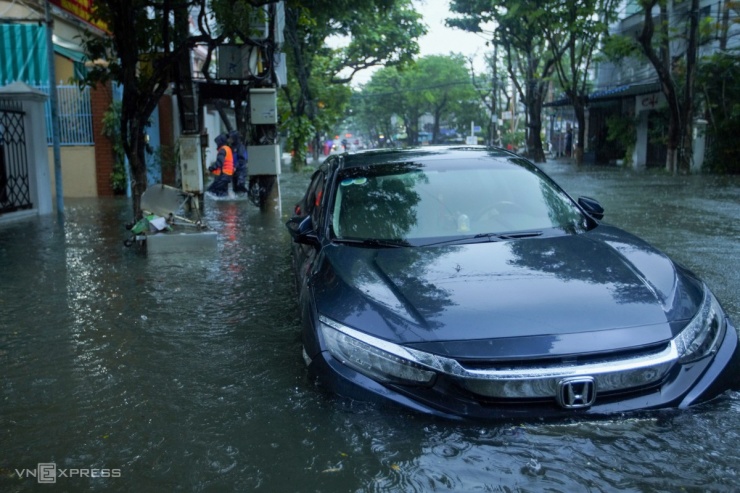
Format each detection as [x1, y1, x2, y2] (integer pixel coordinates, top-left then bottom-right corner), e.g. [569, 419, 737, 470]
[557, 376, 596, 409]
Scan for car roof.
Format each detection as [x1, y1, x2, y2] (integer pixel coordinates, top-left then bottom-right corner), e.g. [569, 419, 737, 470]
[337, 145, 518, 171]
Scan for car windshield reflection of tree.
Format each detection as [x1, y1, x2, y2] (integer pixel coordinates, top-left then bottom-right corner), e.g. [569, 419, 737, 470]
[507, 238, 659, 305]
[335, 161, 590, 242]
[332, 170, 456, 329]
[324, 245, 457, 331]
[336, 173, 420, 240]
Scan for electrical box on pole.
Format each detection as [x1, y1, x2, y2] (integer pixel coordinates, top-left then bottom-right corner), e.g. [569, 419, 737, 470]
[248, 88, 280, 176]
[179, 135, 204, 194]
[249, 88, 278, 124]
[247, 145, 280, 175]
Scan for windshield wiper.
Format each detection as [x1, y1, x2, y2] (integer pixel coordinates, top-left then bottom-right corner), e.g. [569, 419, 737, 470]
[332, 238, 410, 248]
[474, 230, 543, 240]
[423, 230, 543, 247]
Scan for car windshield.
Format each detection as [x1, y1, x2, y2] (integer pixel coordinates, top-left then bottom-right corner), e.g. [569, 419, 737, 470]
[330, 159, 588, 243]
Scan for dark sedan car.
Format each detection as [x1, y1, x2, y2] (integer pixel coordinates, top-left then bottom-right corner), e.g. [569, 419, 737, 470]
[286, 146, 740, 420]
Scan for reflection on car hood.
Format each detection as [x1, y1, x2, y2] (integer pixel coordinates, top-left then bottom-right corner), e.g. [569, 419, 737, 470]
[313, 225, 704, 358]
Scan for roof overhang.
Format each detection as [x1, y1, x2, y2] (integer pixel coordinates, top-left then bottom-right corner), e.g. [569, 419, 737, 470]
[545, 82, 661, 107]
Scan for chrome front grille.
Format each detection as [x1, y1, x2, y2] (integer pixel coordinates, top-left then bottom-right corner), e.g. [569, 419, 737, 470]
[440, 342, 678, 400]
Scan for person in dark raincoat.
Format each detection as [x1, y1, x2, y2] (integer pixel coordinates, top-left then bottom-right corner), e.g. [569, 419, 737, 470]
[229, 130, 248, 194]
[565, 124, 573, 157]
[207, 133, 234, 196]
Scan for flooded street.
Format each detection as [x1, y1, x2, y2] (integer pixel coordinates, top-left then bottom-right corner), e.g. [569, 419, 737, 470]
[1, 160, 739, 492]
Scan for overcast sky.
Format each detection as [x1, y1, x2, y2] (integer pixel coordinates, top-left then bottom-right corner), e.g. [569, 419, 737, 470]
[413, 0, 491, 62]
[350, 0, 493, 86]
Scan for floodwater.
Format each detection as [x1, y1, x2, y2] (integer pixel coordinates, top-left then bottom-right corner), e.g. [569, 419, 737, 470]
[1, 159, 739, 492]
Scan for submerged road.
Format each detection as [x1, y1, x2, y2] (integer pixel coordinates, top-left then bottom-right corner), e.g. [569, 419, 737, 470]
[1, 159, 739, 491]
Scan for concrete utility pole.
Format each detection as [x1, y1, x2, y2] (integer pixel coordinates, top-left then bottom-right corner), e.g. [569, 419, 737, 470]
[45, 1, 63, 216]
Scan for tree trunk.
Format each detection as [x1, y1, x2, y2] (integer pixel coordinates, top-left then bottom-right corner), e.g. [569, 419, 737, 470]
[432, 108, 442, 144]
[126, 121, 149, 220]
[131, 152, 148, 220]
[285, 6, 313, 170]
[525, 79, 547, 163]
[679, 0, 699, 173]
[291, 133, 306, 171]
[405, 111, 419, 146]
[638, 1, 679, 174]
[527, 106, 545, 162]
[573, 101, 586, 165]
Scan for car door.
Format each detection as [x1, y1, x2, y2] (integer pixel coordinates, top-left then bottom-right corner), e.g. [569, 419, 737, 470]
[290, 164, 329, 293]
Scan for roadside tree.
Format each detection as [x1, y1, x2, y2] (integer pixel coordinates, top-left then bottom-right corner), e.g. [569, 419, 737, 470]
[353, 55, 479, 147]
[449, 0, 555, 163]
[535, 0, 620, 164]
[79, 0, 259, 220]
[282, 0, 425, 169]
[697, 51, 740, 174]
[414, 55, 478, 144]
[638, 0, 699, 173]
[353, 67, 405, 146]
[603, 0, 702, 173]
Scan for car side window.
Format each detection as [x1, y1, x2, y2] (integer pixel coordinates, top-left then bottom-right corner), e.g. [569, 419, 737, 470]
[309, 172, 326, 225]
[294, 168, 326, 218]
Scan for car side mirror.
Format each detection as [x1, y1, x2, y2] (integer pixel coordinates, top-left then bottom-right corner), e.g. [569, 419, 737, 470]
[578, 196, 604, 220]
[286, 215, 320, 247]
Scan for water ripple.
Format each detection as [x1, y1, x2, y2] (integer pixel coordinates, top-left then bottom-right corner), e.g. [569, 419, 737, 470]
[1, 172, 739, 492]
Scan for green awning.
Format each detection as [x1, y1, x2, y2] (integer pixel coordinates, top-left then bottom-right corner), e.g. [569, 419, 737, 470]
[53, 43, 86, 63]
[53, 43, 88, 80]
[0, 24, 89, 86]
[0, 24, 49, 86]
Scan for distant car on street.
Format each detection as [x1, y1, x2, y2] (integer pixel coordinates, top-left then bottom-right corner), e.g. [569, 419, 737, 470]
[286, 146, 740, 420]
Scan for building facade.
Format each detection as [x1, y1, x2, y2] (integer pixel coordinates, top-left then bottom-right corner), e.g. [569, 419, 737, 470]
[0, 0, 118, 212]
[550, 0, 739, 170]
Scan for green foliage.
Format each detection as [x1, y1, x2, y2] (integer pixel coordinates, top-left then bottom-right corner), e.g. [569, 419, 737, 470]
[697, 52, 740, 174]
[449, 0, 565, 161]
[101, 101, 126, 194]
[352, 66, 405, 144]
[312, 62, 353, 131]
[281, 0, 426, 165]
[210, 0, 267, 41]
[278, 51, 352, 168]
[599, 34, 642, 62]
[500, 128, 526, 150]
[646, 108, 669, 151]
[352, 55, 478, 146]
[329, 1, 426, 80]
[80, 0, 217, 217]
[605, 114, 637, 166]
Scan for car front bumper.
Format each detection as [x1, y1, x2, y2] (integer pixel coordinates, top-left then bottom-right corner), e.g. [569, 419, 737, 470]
[305, 320, 740, 421]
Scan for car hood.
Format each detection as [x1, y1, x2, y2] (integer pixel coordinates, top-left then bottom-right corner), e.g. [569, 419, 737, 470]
[313, 225, 704, 359]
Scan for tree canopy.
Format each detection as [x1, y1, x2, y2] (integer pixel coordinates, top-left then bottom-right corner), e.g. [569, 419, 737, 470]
[351, 54, 480, 146]
[535, 0, 620, 163]
[81, 0, 260, 218]
[281, 0, 426, 168]
[449, 0, 555, 162]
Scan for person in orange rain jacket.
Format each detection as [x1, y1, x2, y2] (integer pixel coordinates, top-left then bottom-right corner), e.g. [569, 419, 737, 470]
[207, 133, 234, 196]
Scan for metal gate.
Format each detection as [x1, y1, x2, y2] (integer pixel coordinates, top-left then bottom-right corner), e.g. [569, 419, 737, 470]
[0, 99, 32, 214]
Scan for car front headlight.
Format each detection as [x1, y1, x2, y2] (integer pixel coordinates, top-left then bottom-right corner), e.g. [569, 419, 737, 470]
[674, 286, 727, 364]
[319, 316, 437, 385]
